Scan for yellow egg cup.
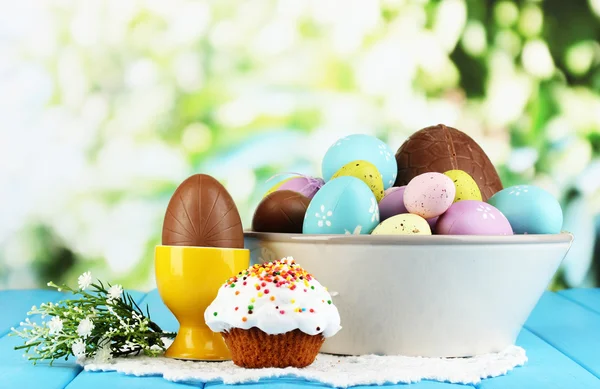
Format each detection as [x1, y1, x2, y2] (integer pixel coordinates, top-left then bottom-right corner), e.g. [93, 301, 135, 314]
[155, 245, 249, 361]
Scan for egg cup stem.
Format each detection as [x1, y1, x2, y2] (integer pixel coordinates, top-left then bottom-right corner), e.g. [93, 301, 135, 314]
[166, 325, 231, 361]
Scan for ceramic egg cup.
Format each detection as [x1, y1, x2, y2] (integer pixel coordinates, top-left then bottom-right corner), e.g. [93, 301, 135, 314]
[155, 245, 249, 361]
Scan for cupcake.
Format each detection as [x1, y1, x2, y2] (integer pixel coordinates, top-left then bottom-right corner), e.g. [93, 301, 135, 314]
[204, 257, 341, 368]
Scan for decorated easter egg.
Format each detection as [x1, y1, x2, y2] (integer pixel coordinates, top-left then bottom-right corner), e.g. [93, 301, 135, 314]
[265, 175, 324, 199]
[444, 170, 482, 202]
[372, 214, 431, 235]
[404, 172, 456, 219]
[331, 160, 385, 201]
[436, 200, 513, 235]
[394, 124, 503, 201]
[487, 185, 563, 234]
[303, 176, 379, 235]
[162, 174, 244, 248]
[252, 190, 311, 233]
[322, 134, 398, 189]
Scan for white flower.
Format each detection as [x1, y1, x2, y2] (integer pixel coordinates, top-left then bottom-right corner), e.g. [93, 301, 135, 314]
[47, 316, 63, 335]
[93, 339, 113, 363]
[476, 204, 496, 220]
[315, 205, 333, 228]
[378, 144, 392, 161]
[72, 339, 86, 358]
[78, 271, 93, 290]
[508, 185, 529, 196]
[107, 285, 123, 300]
[77, 318, 95, 338]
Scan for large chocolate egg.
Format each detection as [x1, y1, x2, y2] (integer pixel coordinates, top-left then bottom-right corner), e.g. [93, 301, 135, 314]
[394, 124, 503, 201]
[252, 190, 311, 233]
[162, 174, 244, 248]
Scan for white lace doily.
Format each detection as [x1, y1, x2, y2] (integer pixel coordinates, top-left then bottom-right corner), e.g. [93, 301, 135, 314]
[82, 345, 527, 387]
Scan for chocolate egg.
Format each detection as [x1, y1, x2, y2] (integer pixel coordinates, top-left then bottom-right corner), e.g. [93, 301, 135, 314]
[252, 190, 311, 233]
[394, 124, 503, 201]
[162, 174, 244, 248]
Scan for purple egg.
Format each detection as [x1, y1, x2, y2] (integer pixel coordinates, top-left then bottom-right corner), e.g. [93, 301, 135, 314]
[379, 186, 408, 221]
[427, 216, 438, 231]
[278, 176, 325, 199]
[436, 200, 513, 235]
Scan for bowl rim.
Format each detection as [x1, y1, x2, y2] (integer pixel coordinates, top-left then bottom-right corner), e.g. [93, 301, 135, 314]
[244, 231, 574, 246]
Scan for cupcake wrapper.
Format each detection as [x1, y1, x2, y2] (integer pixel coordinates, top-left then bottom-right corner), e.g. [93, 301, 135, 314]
[222, 328, 325, 368]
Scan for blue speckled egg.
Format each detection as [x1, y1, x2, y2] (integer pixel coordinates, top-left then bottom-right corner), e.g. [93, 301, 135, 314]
[303, 176, 379, 235]
[322, 134, 398, 190]
[487, 185, 563, 234]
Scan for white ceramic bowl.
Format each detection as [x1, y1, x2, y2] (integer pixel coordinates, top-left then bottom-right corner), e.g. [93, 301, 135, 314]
[244, 232, 573, 357]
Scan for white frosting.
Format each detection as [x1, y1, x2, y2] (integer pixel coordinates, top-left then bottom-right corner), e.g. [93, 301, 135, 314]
[205, 258, 341, 338]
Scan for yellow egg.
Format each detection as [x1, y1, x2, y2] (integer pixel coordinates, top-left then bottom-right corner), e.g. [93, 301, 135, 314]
[444, 170, 482, 202]
[371, 214, 431, 235]
[264, 177, 295, 198]
[331, 160, 384, 201]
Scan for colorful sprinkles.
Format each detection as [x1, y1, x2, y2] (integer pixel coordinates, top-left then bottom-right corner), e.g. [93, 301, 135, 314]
[220, 258, 321, 318]
[209, 258, 333, 336]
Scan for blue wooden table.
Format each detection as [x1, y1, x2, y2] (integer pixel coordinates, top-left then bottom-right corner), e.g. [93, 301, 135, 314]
[1, 288, 600, 389]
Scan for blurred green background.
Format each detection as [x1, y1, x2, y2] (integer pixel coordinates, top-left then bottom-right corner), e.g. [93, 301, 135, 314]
[0, 0, 599, 291]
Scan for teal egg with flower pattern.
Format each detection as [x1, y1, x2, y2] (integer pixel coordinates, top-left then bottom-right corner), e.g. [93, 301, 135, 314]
[487, 185, 563, 234]
[303, 176, 379, 235]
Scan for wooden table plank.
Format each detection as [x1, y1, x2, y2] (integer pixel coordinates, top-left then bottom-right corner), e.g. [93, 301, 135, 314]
[0, 290, 64, 336]
[523, 292, 600, 380]
[479, 329, 600, 389]
[559, 288, 600, 315]
[205, 378, 471, 389]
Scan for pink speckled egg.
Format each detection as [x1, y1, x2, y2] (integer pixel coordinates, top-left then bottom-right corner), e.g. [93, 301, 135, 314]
[380, 186, 439, 227]
[436, 200, 513, 235]
[379, 186, 408, 221]
[404, 172, 456, 219]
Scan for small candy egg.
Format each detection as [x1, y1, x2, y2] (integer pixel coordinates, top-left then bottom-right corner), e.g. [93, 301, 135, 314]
[436, 200, 513, 235]
[331, 160, 385, 201]
[379, 186, 408, 221]
[404, 172, 456, 219]
[487, 185, 563, 234]
[303, 176, 379, 235]
[444, 170, 482, 202]
[372, 214, 431, 235]
[322, 134, 398, 189]
[265, 176, 324, 199]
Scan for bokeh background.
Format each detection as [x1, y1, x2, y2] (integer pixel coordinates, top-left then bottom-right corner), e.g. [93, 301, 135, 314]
[1, 0, 599, 291]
